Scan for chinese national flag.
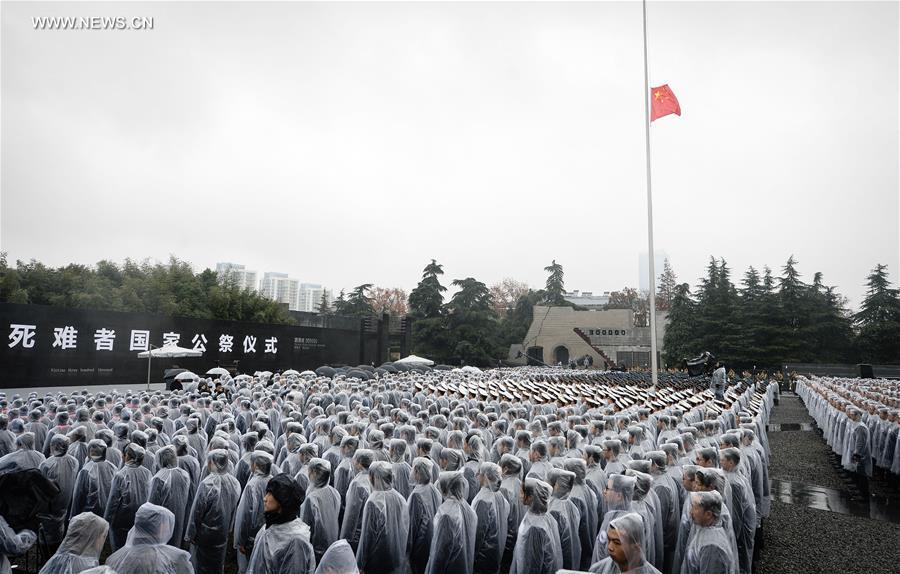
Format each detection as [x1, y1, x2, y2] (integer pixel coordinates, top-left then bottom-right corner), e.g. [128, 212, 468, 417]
[650, 84, 681, 122]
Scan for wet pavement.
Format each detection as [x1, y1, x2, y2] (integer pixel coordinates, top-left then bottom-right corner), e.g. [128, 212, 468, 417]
[770, 478, 900, 524]
[766, 422, 815, 431]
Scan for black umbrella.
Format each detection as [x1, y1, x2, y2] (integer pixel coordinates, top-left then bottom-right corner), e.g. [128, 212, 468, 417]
[393, 363, 412, 372]
[355, 365, 376, 373]
[379, 364, 399, 373]
[0, 468, 60, 531]
[346, 369, 372, 381]
[315, 366, 337, 378]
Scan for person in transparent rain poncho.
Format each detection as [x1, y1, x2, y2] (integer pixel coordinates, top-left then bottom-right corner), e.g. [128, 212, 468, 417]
[314, 539, 359, 574]
[38, 512, 108, 574]
[592, 474, 637, 565]
[407, 457, 441, 574]
[644, 450, 680, 574]
[424, 471, 477, 574]
[509, 478, 562, 574]
[471, 462, 510, 574]
[245, 474, 315, 574]
[39, 434, 79, 545]
[588, 512, 661, 574]
[681, 491, 738, 574]
[719, 448, 756, 574]
[356, 460, 410, 574]
[235, 451, 275, 574]
[340, 449, 375, 553]
[498, 454, 524, 571]
[148, 445, 194, 547]
[623, 469, 663, 572]
[105, 502, 192, 574]
[0, 432, 45, 472]
[104, 443, 152, 551]
[70, 439, 117, 518]
[184, 449, 241, 574]
[546, 468, 581, 571]
[299, 458, 341, 565]
[564, 458, 599, 570]
[0, 513, 35, 574]
[388, 439, 413, 499]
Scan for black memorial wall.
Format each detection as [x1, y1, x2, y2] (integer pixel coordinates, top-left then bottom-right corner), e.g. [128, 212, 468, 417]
[0, 302, 364, 388]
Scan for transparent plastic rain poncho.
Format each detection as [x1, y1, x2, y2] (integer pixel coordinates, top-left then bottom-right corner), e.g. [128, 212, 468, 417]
[280, 434, 305, 478]
[0, 432, 45, 472]
[314, 539, 359, 574]
[546, 468, 581, 570]
[472, 462, 510, 574]
[147, 446, 193, 547]
[185, 449, 242, 574]
[70, 440, 117, 518]
[340, 449, 374, 552]
[234, 451, 275, 555]
[588, 512, 661, 574]
[680, 491, 738, 574]
[564, 458, 599, 570]
[498, 453, 525, 563]
[389, 439, 413, 499]
[38, 512, 108, 574]
[423, 471, 477, 574]
[509, 478, 563, 574]
[645, 450, 680, 574]
[356, 461, 410, 574]
[105, 503, 193, 574]
[173, 435, 202, 490]
[625, 470, 663, 572]
[299, 458, 341, 564]
[592, 474, 637, 565]
[0, 515, 36, 574]
[407, 457, 441, 574]
[104, 444, 153, 551]
[720, 449, 756, 574]
[66, 427, 90, 471]
[245, 474, 315, 574]
[38, 434, 79, 545]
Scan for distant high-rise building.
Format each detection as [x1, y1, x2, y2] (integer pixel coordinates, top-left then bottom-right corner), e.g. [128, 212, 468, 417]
[297, 283, 333, 313]
[639, 251, 668, 292]
[260, 272, 300, 311]
[215, 262, 258, 292]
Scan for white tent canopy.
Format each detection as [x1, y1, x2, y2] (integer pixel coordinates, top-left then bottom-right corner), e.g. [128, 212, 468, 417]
[395, 355, 434, 366]
[137, 344, 202, 359]
[175, 371, 199, 381]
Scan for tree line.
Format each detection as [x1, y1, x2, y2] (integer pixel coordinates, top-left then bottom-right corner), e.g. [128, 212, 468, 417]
[3, 252, 898, 368]
[662, 257, 900, 368]
[0, 254, 294, 325]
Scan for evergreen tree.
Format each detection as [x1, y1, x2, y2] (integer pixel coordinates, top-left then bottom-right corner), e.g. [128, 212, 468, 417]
[331, 290, 348, 315]
[657, 258, 678, 311]
[543, 260, 567, 306]
[446, 277, 499, 366]
[343, 284, 374, 317]
[855, 264, 900, 363]
[408, 260, 450, 362]
[662, 283, 697, 366]
[318, 291, 331, 315]
[408, 259, 446, 319]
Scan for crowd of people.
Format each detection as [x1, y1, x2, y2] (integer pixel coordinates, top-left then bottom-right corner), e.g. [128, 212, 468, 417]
[797, 376, 900, 495]
[0, 367, 778, 574]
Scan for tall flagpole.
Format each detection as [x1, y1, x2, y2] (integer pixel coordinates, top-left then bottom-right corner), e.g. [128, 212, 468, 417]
[641, 0, 659, 390]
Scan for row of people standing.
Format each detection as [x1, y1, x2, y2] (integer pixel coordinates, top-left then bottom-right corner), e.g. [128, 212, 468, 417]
[0, 372, 776, 574]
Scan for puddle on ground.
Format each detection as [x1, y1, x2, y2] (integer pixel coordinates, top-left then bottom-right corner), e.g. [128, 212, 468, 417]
[769, 479, 900, 524]
[766, 423, 815, 431]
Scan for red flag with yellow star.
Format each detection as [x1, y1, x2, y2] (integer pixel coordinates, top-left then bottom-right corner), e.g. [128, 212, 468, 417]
[650, 84, 681, 122]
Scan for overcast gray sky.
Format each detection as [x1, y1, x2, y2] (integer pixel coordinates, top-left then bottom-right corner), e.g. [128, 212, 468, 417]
[2, 1, 898, 309]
